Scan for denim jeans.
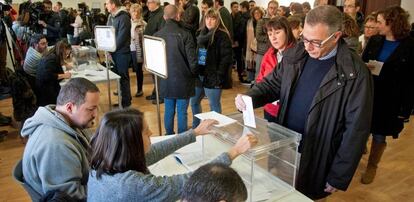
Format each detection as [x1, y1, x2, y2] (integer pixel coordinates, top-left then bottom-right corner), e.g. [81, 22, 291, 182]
[130, 51, 143, 93]
[204, 88, 222, 113]
[164, 98, 190, 135]
[111, 51, 132, 107]
[190, 86, 205, 128]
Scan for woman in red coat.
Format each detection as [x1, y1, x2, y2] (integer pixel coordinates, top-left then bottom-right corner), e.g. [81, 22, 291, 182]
[255, 16, 296, 123]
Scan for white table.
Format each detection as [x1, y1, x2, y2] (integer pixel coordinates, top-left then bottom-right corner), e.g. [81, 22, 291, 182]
[148, 135, 312, 202]
[60, 63, 121, 107]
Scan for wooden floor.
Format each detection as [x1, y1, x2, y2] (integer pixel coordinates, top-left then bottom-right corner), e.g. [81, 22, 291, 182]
[0, 70, 413, 201]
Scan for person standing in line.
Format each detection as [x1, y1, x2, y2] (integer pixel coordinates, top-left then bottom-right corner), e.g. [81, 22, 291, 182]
[106, 0, 132, 108]
[190, 8, 233, 127]
[129, 3, 146, 97]
[255, 17, 296, 123]
[254, 0, 278, 82]
[154, 5, 197, 135]
[361, 6, 414, 185]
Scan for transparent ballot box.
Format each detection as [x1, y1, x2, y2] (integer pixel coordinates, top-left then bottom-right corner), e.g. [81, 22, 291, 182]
[72, 46, 100, 71]
[200, 113, 301, 201]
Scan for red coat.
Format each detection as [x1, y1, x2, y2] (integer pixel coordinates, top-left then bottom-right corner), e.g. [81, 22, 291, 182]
[256, 48, 279, 117]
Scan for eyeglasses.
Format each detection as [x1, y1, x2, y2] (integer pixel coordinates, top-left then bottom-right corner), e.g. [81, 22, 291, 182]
[364, 26, 377, 29]
[300, 32, 336, 48]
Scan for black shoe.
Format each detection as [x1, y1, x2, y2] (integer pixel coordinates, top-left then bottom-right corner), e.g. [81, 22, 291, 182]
[146, 94, 156, 100]
[152, 99, 164, 105]
[0, 114, 12, 126]
[240, 80, 252, 86]
[135, 91, 143, 97]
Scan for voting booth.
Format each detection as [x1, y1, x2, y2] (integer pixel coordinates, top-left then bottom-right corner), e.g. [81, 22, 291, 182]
[178, 113, 302, 201]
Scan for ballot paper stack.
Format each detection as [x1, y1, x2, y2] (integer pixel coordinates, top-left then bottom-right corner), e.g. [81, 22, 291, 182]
[178, 112, 302, 202]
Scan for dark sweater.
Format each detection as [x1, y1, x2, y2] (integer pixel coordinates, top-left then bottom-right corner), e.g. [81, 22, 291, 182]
[285, 56, 335, 139]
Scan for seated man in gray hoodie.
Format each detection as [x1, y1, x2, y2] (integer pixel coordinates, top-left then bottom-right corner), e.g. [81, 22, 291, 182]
[21, 78, 100, 200]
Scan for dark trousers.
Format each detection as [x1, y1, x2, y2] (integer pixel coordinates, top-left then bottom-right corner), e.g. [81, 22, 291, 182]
[0, 40, 7, 83]
[130, 51, 143, 93]
[264, 110, 277, 123]
[233, 46, 245, 80]
[111, 51, 132, 107]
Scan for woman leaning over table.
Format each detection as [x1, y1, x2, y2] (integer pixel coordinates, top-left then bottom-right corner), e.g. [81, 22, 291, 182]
[87, 108, 257, 202]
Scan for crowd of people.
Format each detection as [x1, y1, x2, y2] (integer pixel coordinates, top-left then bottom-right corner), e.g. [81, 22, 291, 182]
[0, 0, 413, 201]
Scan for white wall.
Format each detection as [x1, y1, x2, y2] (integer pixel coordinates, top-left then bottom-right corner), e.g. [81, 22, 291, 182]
[401, 0, 414, 23]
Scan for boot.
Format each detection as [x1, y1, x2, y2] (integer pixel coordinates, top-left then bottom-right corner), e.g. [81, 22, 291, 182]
[361, 141, 387, 184]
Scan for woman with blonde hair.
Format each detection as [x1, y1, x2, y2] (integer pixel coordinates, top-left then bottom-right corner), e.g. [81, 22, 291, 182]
[190, 8, 233, 127]
[129, 3, 146, 97]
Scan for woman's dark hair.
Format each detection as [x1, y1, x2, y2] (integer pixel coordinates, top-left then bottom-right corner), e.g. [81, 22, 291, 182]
[280, 6, 291, 17]
[181, 163, 247, 202]
[377, 6, 410, 40]
[30, 33, 46, 47]
[265, 16, 297, 48]
[90, 108, 148, 179]
[44, 39, 71, 66]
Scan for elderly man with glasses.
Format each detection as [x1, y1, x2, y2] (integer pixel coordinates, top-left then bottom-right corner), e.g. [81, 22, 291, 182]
[235, 5, 373, 201]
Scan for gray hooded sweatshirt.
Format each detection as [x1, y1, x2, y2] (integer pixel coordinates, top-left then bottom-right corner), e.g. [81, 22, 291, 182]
[21, 105, 91, 200]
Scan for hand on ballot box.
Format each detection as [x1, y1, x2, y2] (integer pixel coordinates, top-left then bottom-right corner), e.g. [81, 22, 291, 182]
[228, 134, 258, 160]
[193, 119, 219, 136]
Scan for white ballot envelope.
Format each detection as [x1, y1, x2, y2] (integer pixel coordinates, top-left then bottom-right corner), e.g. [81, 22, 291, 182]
[367, 60, 384, 76]
[241, 95, 256, 128]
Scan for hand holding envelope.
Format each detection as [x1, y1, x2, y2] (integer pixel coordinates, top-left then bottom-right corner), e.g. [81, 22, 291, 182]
[367, 60, 384, 76]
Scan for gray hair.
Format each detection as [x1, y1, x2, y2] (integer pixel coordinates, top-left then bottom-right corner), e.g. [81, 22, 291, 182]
[57, 78, 100, 106]
[305, 5, 343, 34]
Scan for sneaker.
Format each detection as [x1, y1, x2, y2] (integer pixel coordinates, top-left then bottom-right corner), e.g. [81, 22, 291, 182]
[146, 95, 156, 100]
[135, 91, 143, 97]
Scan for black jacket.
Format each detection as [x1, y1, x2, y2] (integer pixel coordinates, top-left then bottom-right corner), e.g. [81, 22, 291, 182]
[143, 6, 165, 36]
[107, 8, 131, 53]
[197, 29, 233, 89]
[232, 12, 249, 48]
[154, 20, 197, 98]
[362, 35, 414, 137]
[219, 7, 233, 40]
[246, 40, 373, 199]
[36, 53, 64, 106]
[44, 12, 61, 44]
[182, 1, 200, 42]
